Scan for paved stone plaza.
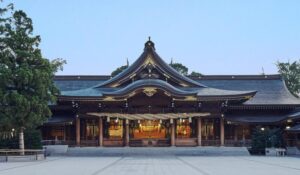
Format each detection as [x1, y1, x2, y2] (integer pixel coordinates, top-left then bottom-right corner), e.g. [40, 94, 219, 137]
[0, 156, 300, 175]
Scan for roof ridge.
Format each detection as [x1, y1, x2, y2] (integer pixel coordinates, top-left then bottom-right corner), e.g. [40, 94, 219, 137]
[190, 74, 282, 80]
[54, 74, 282, 80]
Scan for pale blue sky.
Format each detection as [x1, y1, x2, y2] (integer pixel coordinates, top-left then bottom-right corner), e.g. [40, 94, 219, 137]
[9, 0, 300, 75]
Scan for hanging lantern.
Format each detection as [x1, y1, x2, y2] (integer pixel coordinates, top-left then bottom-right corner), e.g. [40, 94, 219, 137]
[107, 116, 110, 122]
[115, 117, 119, 123]
[159, 119, 162, 124]
[188, 117, 192, 123]
[126, 119, 129, 125]
[138, 120, 140, 124]
[170, 118, 174, 124]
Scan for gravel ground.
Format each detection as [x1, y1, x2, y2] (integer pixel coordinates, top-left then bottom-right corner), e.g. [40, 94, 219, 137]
[0, 156, 300, 175]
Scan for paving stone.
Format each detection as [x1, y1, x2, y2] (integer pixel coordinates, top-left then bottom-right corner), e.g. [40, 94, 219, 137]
[1, 156, 300, 175]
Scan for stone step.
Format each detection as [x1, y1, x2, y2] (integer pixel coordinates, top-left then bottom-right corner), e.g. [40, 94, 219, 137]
[65, 147, 250, 157]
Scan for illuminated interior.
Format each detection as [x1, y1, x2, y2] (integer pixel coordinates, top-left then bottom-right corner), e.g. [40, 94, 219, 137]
[176, 118, 191, 138]
[85, 119, 99, 139]
[108, 119, 123, 138]
[202, 119, 214, 139]
[133, 120, 166, 139]
[50, 126, 64, 139]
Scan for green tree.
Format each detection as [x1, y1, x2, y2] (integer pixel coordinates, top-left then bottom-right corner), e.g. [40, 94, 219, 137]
[111, 65, 128, 77]
[0, 3, 65, 153]
[190, 71, 202, 77]
[251, 127, 284, 154]
[169, 62, 188, 75]
[276, 60, 300, 97]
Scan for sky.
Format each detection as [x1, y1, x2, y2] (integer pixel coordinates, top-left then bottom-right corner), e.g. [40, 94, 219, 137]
[6, 0, 300, 75]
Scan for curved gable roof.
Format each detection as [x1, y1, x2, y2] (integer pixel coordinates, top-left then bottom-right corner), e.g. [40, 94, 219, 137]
[59, 78, 256, 102]
[95, 39, 206, 88]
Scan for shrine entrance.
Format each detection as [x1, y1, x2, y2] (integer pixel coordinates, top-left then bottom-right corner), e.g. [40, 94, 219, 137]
[133, 120, 167, 139]
[130, 120, 169, 146]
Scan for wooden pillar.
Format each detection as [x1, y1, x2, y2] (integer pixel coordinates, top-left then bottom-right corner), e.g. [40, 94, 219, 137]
[171, 119, 176, 146]
[242, 126, 246, 141]
[295, 133, 298, 147]
[76, 117, 80, 146]
[125, 119, 130, 147]
[63, 124, 66, 141]
[234, 125, 238, 142]
[197, 118, 202, 146]
[98, 118, 103, 147]
[220, 117, 225, 146]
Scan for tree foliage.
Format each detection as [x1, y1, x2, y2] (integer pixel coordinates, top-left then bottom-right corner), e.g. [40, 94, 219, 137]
[251, 127, 284, 154]
[111, 65, 128, 77]
[190, 71, 202, 77]
[276, 60, 300, 97]
[169, 61, 202, 76]
[169, 62, 188, 75]
[111, 61, 202, 77]
[0, 128, 42, 149]
[0, 3, 65, 148]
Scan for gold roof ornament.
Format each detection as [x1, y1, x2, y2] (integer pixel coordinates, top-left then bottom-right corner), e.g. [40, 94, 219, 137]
[143, 88, 157, 97]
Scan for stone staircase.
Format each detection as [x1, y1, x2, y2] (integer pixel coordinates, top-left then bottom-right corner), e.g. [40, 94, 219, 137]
[65, 147, 250, 157]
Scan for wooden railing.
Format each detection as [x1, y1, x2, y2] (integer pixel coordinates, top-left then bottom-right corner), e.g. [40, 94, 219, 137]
[42, 140, 76, 146]
[103, 138, 124, 147]
[129, 138, 170, 147]
[286, 139, 300, 147]
[176, 138, 197, 146]
[201, 140, 221, 146]
[80, 140, 99, 147]
[42, 139, 253, 147]
[224, 139, 252, 147]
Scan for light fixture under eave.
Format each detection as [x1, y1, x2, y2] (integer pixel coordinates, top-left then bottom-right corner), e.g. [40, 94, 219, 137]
[198, 102, 202, 108]
[286, 126, 291, 129]
[261, 127, 265, 131]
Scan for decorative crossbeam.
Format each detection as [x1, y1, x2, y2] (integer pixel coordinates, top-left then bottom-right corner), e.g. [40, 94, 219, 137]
[87, 112, 210, 120]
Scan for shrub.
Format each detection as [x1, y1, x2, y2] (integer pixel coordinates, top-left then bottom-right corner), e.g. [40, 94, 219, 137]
[0, 129, 42, 149]
[250, 127, 285, 154]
